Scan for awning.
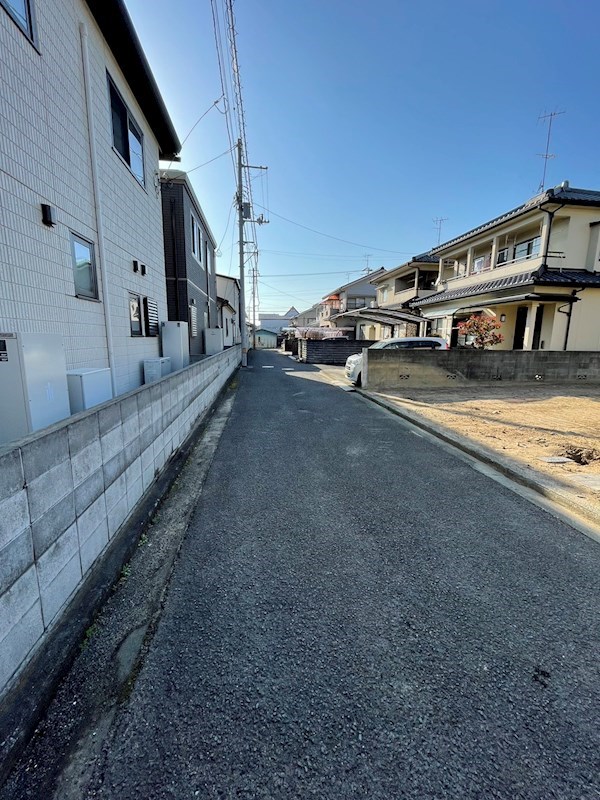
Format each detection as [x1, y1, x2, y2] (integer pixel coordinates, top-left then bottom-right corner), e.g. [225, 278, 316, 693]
[457, 292, 577, 309]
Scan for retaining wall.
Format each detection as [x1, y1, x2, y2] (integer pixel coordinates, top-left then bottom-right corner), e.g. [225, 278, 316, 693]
[0, 346, 240, 699]
[364, 349, 600, 390]
[298, 339, 379, 365]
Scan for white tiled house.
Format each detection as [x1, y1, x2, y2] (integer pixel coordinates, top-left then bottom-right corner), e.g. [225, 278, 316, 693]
[0, 0, 181, 395]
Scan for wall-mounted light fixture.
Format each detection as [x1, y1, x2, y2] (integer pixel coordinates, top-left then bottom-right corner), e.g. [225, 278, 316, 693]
[41, 204, 55, 226]
[500, 314, 506, 322]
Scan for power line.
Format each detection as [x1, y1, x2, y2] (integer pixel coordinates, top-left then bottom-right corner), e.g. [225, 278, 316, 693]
[180, 145, 235, 176]
[253, 203, 415, 254]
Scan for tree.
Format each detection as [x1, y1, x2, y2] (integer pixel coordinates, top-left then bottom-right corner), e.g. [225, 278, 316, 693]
[457, 315, 504, 349]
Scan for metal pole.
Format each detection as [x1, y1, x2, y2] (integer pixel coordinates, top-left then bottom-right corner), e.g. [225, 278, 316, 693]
[237, 139, 248, 366]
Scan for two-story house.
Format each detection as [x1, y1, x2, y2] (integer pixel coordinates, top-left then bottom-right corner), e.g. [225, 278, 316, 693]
[289, 304, 321, 329]
[0, 0, 180, 396]
[319, 270, 385, 332]
[160, 170, 218, 359]
[410, 183, 600, 350]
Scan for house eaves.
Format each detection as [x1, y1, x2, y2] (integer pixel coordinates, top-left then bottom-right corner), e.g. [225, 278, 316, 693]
[411, 268, 600, 308]
[333, 308, 423, 325]
[85, 0, 181, 160]
[370, 255, 439, 285]
[430, 184, 600, 256]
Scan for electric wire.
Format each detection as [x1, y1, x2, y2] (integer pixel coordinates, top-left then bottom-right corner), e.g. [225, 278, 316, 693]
[184, 145, 235, 176]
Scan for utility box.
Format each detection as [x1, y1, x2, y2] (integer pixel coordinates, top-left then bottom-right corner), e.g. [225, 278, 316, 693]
[143, 357, 171, 384]
[67, 368, 113, 413]
[0, 332, 70, 445]
[204, 328, 223, 356]
[161, 321, 189, 372]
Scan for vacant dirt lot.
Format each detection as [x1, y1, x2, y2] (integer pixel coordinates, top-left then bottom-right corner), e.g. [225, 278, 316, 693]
[375, 384, 600, 492]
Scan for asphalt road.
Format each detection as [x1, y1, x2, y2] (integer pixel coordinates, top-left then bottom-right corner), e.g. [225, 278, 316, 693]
[45, 351, 600, 797]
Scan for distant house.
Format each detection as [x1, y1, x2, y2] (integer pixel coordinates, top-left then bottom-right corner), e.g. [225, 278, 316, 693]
[160, 170, 218, 359]
[319, 270, 385, 334]
[0, 0, 181, 395]
[216, 275, 241, 347]
[254, 328, 278, 349]
[410, 182, 600, 350]
[290, 304, 321, 328]
[258, 307, 299, 333]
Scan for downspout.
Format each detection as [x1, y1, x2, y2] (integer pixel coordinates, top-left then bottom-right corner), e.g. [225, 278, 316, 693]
[170, 198, 182, 321]
[79, 23, 117, 396]
[558, 288, 584, 351]
[538, 199, 567, 269]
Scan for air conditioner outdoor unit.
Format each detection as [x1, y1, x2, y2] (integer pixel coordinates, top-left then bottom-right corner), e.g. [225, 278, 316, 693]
[143, 357, 171, 384]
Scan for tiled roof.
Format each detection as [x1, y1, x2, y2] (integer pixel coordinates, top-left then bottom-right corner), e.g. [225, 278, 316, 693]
[411, 268, 600, 307]
[412, 252, 438, 263]
[431, 184, 600, 254]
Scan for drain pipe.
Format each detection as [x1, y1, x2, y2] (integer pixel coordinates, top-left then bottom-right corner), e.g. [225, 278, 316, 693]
[558, 288, 583, 351]
[80, 23, 117, 396]
[538, 198, 567, 270]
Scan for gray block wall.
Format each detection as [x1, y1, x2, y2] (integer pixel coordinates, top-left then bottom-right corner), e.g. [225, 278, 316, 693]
[364, 350, 600, 390]
[0, 346, 240, 699]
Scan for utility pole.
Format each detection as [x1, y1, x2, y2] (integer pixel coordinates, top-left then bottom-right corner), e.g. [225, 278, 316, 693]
[236, 139, 268, 366]
[237, 139, 248, 367]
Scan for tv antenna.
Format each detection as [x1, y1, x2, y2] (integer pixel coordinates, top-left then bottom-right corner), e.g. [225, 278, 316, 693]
[363, 254, 373, 273]
[433, 217, 448, 245]
[537, 110, 565, 192]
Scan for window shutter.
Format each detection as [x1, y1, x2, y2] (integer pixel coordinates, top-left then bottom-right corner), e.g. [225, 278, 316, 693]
[143, 297, 159, 336]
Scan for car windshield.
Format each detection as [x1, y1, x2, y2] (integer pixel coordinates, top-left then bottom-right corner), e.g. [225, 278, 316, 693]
[369, 341, 392, 350]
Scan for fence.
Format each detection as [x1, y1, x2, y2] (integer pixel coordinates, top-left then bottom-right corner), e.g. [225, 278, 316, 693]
[298, 339, 379, 365]
[0, 346, 240, 701]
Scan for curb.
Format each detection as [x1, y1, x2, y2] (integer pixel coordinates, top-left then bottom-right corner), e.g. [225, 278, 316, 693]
[357, 388, 600, 530]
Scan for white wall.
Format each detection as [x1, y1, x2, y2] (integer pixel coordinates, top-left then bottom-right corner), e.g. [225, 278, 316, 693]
[0, 0, 169, 395]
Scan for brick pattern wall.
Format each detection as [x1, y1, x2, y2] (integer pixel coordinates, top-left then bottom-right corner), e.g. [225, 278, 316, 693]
[0, 0, 170, 395]
[298, 339, 379, 365]
[0, 346, 240, 700]
[364, 349, 600, 390]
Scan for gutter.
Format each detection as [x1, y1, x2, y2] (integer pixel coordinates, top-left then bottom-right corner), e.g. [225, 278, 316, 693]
[558, 288, 584, 351]
[80, 23, 117, 396]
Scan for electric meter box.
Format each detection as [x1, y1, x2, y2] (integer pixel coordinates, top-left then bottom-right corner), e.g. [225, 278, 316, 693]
[67, 368, 113, 413]
[161, 321, 189, 372]
[0, 332, 70, 445]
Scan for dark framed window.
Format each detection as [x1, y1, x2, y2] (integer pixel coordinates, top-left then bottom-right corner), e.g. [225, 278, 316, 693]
[129, 295, 143, 336]
[108, 75, 145, 185]
[1, 0, 36, 41]
[514, 236, 541, 261]
[191, 215, 201, 260]
[70, 234, 98, 300]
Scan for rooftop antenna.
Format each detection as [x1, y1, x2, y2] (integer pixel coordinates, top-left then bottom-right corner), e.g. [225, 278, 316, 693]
[433, 217, 447, 246]
[363, 254, 373, 273]
[537, 110, 565, 192]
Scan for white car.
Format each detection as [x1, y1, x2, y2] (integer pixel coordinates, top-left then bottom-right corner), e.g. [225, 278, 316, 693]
[344, 337, 449, 386]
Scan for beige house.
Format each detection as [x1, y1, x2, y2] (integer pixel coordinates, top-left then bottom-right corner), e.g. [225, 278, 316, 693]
[319, 270, 385, 329]
[410, 182, 600, 350]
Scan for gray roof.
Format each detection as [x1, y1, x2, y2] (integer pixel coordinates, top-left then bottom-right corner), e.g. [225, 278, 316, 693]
[412, 252, 438, 263]
[85, 0, 181, 159]
[431, 184, 600, 254]
[411, 268, 600, 307]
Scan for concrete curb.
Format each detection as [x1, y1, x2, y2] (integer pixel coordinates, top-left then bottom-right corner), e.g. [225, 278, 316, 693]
[357, 388, 600, 530]
[0, 372, 239, 787]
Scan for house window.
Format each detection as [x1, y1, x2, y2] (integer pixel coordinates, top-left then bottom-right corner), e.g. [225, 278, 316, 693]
[129, 295, 143, 336]
[191, 216, 201, 260]
[70, 234, 98, 300]
[496, 247, 509, 265]
[108, 76, 145, 185]
[1, 0, 35, 40]
[143, 297, 159, 336]
[472, 254, 491, 274]
[514, 236, 540, 261]
[189, 304, 198, 337]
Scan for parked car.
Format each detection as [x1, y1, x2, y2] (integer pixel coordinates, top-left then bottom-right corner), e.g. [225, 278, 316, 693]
[344, 337, 449, 386]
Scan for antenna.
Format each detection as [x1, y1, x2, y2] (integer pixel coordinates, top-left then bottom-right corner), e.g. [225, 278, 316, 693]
[537, 110, 565, 192]
[433, 217, 448, 246]
[363, 253, 373, 273]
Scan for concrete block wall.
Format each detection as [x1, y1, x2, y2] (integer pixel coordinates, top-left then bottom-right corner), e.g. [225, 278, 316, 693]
[0, 346, 240, 699]
[298, 339, 379, 365]
[364, 349, 600, 390]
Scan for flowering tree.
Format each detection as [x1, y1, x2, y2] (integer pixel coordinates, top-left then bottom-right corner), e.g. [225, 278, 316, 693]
[457, 315, 504, 349]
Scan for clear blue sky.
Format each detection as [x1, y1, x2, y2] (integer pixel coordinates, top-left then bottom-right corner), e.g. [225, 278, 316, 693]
[127, 0, 600, 314]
